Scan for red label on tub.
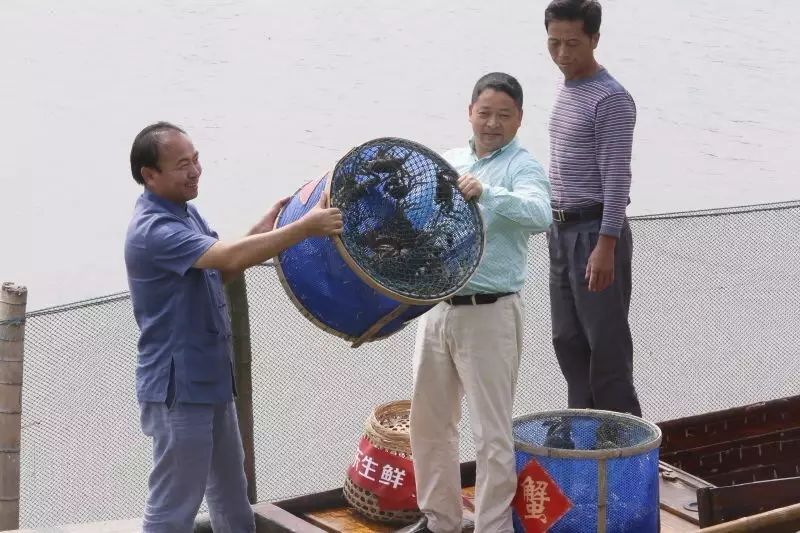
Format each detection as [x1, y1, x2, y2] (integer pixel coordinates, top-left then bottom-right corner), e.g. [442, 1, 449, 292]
[298, 175, 325, 205]
[346, 436, 417, 510]
[512, 458, 572, 532]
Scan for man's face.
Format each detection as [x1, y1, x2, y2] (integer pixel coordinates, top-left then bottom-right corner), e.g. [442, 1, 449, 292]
[547, 19, 599, 80]
[142, 130, 202, 203]
[468, 89, 522, 157]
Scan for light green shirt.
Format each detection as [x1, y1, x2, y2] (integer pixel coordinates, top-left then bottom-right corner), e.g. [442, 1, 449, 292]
[444, 138, 552, 294]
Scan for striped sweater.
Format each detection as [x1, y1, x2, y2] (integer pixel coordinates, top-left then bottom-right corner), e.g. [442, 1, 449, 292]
[548, 68, 636, 237]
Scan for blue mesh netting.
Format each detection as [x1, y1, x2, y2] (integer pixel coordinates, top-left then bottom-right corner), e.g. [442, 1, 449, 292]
[512, 411, 660, 533]
[331, 137, 483, 300]
[276, 176, 429, 341]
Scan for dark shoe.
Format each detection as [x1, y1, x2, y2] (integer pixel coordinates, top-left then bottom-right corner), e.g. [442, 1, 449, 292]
[395, 516, 475, 533]
[542, 419, 575, 450]
[396, 517, 433, 533]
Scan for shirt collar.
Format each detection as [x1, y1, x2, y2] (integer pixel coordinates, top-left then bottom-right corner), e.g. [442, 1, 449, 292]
[469, 137, 519, 161]
[564, 66, 607, 88]
[142, 188, 189, 218]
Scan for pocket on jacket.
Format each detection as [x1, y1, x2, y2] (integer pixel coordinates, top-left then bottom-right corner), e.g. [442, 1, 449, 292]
[183, 332, 231, 383]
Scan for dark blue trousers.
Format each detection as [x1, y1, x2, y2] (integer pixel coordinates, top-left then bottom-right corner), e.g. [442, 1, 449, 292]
[548, 218, 642, 417]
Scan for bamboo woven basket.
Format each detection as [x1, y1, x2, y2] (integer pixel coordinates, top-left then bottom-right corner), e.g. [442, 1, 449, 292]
[344, 400, 421, 524]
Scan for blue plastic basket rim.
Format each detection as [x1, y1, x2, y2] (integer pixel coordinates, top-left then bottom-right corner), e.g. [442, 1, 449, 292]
[512, 408, 663, 459]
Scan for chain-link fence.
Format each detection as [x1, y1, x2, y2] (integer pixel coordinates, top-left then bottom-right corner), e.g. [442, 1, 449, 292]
[16, 201, 800, 528]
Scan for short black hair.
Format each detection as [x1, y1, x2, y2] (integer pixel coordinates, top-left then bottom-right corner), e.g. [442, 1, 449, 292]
[544, 0, 602, 35]
[471, 72, 523, 110]
[129, 121, 186, 185]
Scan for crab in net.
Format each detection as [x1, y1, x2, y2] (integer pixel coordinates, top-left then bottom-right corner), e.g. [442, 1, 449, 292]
[332, 141, 478, 296]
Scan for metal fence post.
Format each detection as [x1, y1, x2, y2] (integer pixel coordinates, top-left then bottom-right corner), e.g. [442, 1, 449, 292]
[225, 275, 257, 504]
[0, 282, 27, 530]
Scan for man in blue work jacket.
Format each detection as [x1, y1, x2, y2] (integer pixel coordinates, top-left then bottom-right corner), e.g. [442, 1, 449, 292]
[125, 122, 342, 532]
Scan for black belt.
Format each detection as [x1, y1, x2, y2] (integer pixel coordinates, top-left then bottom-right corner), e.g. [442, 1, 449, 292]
[552, 204, 603, 223]
[445, 292, 515, 306]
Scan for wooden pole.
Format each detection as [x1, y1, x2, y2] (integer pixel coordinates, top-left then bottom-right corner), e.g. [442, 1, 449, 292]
[0, 282, 27, 530]
[698, 502, 800, 532]
[225, 275, 257, 504]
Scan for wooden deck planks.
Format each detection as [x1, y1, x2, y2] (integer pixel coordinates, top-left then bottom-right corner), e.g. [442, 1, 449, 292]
[301, 486, 698, 533]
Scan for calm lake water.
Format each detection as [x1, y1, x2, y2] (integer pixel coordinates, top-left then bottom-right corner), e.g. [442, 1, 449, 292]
[2, 0, 799, 310]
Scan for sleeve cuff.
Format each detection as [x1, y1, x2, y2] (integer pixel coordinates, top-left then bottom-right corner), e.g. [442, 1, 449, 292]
[599, 224, 622, 238]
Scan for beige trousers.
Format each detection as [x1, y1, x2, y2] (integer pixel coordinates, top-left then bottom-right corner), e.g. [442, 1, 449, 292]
[410, 294, 523, 533]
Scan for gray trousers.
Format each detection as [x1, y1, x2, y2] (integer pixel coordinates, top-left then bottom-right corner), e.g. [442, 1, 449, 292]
[139, 399, 255, 533]
[548, 218, 642, 417]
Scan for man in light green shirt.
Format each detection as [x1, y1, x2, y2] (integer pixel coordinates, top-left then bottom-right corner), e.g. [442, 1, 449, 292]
[403, 73, 552, 533]
[447, 136, 552, 296]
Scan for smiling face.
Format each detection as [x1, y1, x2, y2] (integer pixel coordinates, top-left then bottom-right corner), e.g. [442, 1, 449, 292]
[468, 88, 522, 158]
[141, 130, 202, 203]
[547, 18, 600, 81]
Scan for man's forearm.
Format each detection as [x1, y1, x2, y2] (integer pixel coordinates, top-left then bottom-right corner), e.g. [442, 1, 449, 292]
[197, 222, 310, 273]
[481, 185, 553, 231]
[226, 222, 310, 270]
[221, 220, 282, 283]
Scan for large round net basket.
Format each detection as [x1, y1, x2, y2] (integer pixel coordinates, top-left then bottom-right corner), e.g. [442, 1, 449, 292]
[512, 409, 662, 533]
[275, 137, 484, 347]
[343, 400, 421, 524]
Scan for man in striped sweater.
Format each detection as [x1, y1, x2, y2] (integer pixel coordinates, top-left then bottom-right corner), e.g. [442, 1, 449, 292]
[544, 0, 642, 423]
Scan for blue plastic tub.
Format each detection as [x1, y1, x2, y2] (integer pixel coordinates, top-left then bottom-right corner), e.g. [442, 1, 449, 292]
[512, 409, 661, 532]
[274, 137, 484, 346]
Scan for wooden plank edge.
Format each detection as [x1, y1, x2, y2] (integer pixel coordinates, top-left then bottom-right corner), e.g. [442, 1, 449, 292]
[697, 502, 800, 532]
[253, 502, 329, 533]
[270, 462, 476, 516]
[659, 461, 714, 525]
[272, 488, 347, 515]
[696, 477, 800, 527]
[658, 396, 800, 431]
[660, 426, 800, 461]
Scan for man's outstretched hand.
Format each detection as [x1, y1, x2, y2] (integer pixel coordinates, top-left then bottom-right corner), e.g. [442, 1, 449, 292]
[248, 196, 291, 235]
[301, 192, 343, 237]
